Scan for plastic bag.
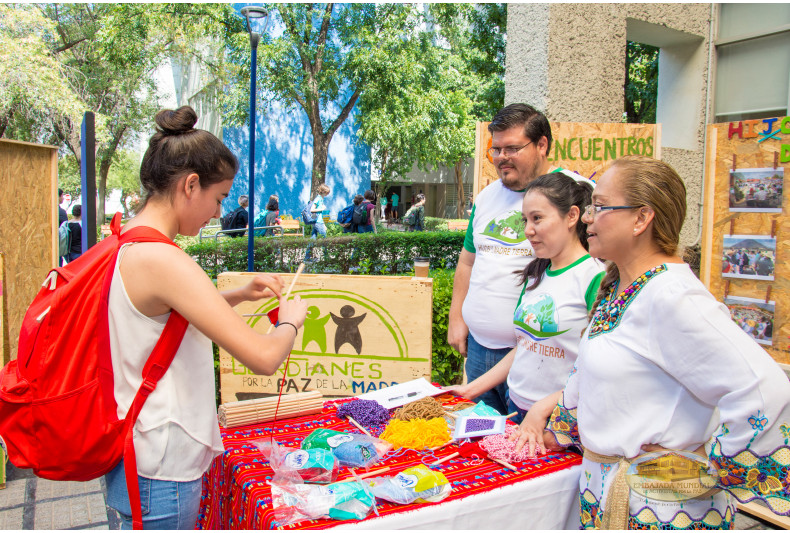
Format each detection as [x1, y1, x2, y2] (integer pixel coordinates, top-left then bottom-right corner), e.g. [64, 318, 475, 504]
[452, 400, 502, 418]
[254, 438, 339, 484]
[301, 428, 392, 468]
[269, 479, 375, 526]
[365, 464, 451, 504]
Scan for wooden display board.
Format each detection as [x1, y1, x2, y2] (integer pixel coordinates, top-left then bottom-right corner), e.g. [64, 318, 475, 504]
[700, 117, 790, 364]
[473, 121, 661, 197]
[218, 273, 433, 404]
[0, 252, 8, 366]
[0, 139, 58, 361]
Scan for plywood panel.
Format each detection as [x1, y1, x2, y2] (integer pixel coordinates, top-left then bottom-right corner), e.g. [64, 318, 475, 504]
[474, 121, 660, 196]
[0, 139, 58, 360]
[0, 252, 8, 366]
[217, 273, 433, 403]
[700, 119, 790, 364]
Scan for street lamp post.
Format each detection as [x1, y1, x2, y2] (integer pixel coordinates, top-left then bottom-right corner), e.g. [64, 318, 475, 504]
[241, 6, 269, 272]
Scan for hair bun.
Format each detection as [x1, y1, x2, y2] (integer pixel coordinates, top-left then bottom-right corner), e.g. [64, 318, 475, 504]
[155, 106, 198, 135]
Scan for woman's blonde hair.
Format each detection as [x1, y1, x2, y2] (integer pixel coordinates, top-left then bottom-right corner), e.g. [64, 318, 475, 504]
[590, 156, 688, 317]
[317, 183, 331, 196]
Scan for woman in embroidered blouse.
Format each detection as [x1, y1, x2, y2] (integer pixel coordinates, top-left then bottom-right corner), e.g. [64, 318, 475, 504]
[523, 156, 790, 529]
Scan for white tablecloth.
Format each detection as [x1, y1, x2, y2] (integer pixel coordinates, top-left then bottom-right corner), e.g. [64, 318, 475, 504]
[340, 463, 582, 530]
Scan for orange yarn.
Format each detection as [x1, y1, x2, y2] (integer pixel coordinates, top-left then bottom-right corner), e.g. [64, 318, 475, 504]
[380, 418, 451, 449]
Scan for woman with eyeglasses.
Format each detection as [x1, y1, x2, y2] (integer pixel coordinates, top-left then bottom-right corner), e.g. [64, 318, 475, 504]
[520, 155, 790, 529]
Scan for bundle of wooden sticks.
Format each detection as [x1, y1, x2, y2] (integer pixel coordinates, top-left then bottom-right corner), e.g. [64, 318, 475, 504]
[218, 390, 324, 428]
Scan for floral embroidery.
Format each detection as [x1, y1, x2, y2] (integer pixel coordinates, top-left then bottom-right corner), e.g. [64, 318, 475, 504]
[628, 508, 735, 530]
[588, 265, 667, 338]
[780, 424, 790, 441]
[748, 411, 768, 432]
[745, 468, 783, 494]
[546, 397, 579, 448]
[709, 458, 746, 487]
[580, 490, 602, 530]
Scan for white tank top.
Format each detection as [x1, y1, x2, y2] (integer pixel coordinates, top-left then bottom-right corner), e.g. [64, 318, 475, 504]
[108, 243, 224, 481]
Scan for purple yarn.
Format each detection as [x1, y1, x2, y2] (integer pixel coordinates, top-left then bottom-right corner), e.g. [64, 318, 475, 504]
[336, 399, 391, 428]
[465, 418, 496, 432]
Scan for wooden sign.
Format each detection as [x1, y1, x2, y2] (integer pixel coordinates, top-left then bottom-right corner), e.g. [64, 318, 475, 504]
[217, 273, 433, 403]
[474, 121, 661, 197]
[701, 117, 790, 364]
[0, 252, 8, 366]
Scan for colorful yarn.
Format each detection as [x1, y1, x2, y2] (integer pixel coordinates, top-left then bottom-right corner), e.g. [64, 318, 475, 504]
[393, 397, 446, 421]
[336, 399, 391, 428]
[380, 418, 451, 449]
[480, 426, 536, 463]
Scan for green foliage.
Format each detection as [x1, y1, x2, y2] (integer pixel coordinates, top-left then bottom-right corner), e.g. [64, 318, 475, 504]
[106, 149, 142, 216]
[429, 268, 465, 385]
[624, 41, 659, 124]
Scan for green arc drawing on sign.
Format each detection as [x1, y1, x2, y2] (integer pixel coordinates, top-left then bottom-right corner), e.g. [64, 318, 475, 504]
[248, 289, 410, 358]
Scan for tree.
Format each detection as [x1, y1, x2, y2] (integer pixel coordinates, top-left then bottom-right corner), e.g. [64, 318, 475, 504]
[106, 150, 143, 217]
[225, 3, 419, 197]
[0, 4, 83, 140]
[625, 41, 659, 124]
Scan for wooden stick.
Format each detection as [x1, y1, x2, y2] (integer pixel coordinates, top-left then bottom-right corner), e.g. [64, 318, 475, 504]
[221, 390, 322, 409]
[431, 452, 459, 466]
[505, 412, 518, 419]
[443, 411, 458, 419]
[345, 416, 372, 437]
[490, 456, 517, 471]
[429, 440, 453, 452]
[340, 466, 390, 482]
[266, 263, 305, 334]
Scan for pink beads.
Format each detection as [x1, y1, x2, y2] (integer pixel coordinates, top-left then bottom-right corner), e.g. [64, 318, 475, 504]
[480, 426, 542, 462]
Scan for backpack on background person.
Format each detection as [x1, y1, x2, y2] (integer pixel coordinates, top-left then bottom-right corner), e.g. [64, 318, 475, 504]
[0, 213, 188, 530]
[403, 205, 419, 227]
[337, 204, 355, 228]
[351, 203, 368, 227]
[301, 202, 318, 225]
[58, 220, 72, 258]
[221, 207, 247, 236]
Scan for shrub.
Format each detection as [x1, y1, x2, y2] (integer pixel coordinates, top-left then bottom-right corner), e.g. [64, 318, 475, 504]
[184, 231, 465, 279]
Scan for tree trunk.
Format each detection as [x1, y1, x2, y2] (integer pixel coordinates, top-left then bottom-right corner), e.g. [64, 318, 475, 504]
[311, 133, 329, 198]
[98, 155, 111, 226]
[454, 159, 465, 219]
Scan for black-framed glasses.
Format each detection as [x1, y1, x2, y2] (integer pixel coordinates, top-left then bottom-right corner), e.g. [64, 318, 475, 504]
[487, 141, 533, 158]
[583, 204, 639, 218]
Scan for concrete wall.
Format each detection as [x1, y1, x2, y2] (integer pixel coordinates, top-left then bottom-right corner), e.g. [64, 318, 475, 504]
[506, 3, 715, 245]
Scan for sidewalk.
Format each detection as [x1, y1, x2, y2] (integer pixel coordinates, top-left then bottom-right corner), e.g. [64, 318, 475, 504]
[0, 462, 118, 530]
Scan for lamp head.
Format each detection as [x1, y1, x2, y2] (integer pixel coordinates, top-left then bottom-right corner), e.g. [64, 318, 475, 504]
[240, 6, 270, 35]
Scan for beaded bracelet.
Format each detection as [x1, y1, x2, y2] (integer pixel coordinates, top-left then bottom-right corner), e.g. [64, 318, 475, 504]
[277, 321, 299, 336]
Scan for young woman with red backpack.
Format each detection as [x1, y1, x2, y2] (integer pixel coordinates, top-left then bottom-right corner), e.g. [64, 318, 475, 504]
[104, 106, 307, 529]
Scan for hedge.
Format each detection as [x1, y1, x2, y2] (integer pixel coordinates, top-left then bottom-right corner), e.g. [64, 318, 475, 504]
[185, 230, 466, 279]
[186, 231, 467, 387]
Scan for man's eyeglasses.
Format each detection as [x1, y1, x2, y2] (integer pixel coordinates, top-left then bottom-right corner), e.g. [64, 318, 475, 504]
[487, 141, 533, 158]
[583, 205, 638, 218]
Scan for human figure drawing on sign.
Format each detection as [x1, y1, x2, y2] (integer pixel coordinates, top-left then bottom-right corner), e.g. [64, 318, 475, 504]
[302, 306, 331, 353]
[331, 305, 366, 354]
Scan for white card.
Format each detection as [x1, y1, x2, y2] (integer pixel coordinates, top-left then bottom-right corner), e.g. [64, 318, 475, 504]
[356, 378, 445, 409]
[453, 416, 507, 439]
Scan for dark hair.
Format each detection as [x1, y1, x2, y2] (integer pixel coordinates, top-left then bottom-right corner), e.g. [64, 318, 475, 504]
[353, 194, 364, 205]
[488, 103, 553, 157]
[416, 193, 425, 202]
[517, 173, 593, 290]
[364, 189, 376, 202]
[71, 204, 82, 217]
[266, 195, 279, 211]
[138, 106, 238, 211]
[58, 188, 64, 197]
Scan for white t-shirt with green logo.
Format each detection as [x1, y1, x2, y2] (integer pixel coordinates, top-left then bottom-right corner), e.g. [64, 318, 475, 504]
[507, 255, 604, 410]
[461, 168, 593, 349]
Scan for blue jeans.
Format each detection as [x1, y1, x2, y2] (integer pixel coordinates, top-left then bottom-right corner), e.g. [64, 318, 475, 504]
[357, 224, 374, 233]
[305, 223, 326, 261]
[506, 392, 528, 425]
[105, 460, 203, 530]
[464, 333, 510, 415]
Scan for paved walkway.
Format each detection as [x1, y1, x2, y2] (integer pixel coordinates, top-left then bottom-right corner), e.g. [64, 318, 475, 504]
[0, 457, 781, 530]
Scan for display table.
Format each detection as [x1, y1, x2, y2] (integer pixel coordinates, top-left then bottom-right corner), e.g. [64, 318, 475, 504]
[197, 395, 583, 530]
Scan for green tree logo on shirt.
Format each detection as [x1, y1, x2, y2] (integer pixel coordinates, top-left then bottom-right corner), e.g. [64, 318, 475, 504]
[514, 293, 569, 340]
[481, 210, 528, 245]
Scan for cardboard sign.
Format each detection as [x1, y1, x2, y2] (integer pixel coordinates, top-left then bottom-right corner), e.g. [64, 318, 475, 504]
[218, 273, 433, 403]
[474, 121, 661, 197]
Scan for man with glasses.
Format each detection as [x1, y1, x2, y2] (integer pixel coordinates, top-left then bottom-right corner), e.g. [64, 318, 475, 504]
[447, 103, 593, 415]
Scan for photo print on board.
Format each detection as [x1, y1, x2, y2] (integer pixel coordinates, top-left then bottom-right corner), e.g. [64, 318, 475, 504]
[729, 167, 784, 213]
[724, 295, 775, 347]
[722, 234, 776, 281]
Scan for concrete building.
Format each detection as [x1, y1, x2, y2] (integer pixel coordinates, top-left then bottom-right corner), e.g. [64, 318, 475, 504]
[505, 3, 789, 245]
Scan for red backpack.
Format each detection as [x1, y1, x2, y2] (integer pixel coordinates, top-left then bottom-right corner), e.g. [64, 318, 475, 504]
[0, 213, 188, 529]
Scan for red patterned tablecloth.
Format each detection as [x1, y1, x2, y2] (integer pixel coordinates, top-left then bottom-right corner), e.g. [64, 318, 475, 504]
[197, 394, 582, 530]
